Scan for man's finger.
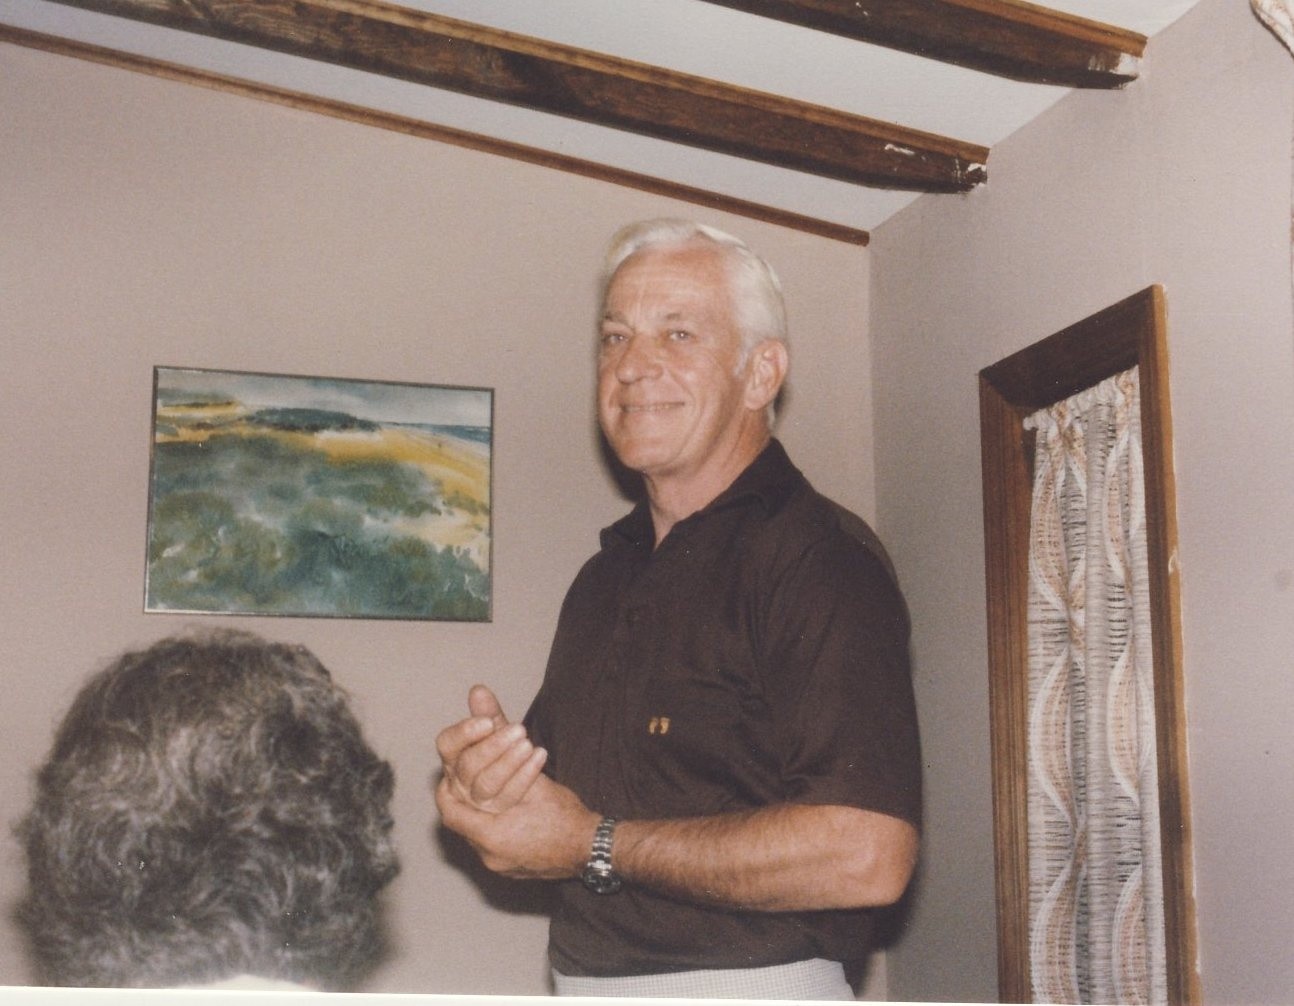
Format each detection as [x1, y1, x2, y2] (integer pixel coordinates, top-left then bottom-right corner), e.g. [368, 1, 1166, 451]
[489, 745, 549, 809]
[468, 734, 546, 806]
[435, 714, 495, 765]
[468, 684, 508, 726]
[435, 774, 491, 835]
[451, 722, 530, 802]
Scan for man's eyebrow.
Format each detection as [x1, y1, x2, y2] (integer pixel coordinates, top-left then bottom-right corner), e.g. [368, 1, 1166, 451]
[600, 309, 693, 325]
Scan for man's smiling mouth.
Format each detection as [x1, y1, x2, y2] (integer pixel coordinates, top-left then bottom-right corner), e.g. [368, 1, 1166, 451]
[620, 402, 682, 414]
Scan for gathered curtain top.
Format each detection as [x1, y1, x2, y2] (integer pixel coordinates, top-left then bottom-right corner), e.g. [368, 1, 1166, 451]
[1023, 365, 1139, 435]
[1253, 0, 1294, 54]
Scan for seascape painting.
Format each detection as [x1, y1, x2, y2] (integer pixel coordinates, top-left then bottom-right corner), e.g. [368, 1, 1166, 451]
[146, 367, 492, 621]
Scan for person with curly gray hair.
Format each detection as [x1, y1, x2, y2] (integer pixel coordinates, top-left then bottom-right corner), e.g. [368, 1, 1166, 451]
[15, 628, 399, 991]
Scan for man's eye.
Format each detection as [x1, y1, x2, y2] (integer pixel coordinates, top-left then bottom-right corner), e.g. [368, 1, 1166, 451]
[600, 331, 626, 346]
[668, 330, 692, 341]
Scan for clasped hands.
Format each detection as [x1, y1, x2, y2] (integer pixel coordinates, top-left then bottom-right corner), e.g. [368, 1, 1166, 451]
[435, 685, 600, 880]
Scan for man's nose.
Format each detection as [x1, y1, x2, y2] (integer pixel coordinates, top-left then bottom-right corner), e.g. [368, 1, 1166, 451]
[615, 335, 663, 382]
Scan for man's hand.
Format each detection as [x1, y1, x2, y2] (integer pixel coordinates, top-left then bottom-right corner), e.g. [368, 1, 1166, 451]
[437, 769, 599, 879]
[434, 687, 918, 907]
[436, 685, 546, 814]
[435, 685, 599, 879]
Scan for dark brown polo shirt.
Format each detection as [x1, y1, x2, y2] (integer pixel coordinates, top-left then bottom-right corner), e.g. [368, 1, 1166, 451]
[525, 439, 921, 977]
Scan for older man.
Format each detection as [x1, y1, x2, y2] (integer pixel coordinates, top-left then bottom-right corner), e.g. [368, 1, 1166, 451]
[437, 219, 920, 999]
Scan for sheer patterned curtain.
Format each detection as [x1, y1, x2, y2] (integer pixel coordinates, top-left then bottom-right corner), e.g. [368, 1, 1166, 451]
[1023, 367, 1167, 1005]
[1253, 0, 1294, 52]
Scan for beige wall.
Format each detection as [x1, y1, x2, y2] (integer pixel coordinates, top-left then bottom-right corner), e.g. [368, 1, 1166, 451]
[872, 0, 1294, 1001]
[10, 0, 1291, 1000]
[0, 44, 873, 994]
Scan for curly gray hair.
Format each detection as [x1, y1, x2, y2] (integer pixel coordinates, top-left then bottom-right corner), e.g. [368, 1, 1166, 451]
[16, 628, 399, 990]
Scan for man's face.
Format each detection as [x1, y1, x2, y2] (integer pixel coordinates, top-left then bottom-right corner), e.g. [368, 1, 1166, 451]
[597, 241, 756, 485]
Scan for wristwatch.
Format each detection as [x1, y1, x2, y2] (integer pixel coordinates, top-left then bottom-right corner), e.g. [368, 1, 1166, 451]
[580, 816, 622, 895]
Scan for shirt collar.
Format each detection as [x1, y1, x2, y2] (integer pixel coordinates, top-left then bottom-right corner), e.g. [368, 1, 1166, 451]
[602, 439, 805, 548]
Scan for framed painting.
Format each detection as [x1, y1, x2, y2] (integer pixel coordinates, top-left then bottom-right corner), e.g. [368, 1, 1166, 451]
[145, 366, 492, 621]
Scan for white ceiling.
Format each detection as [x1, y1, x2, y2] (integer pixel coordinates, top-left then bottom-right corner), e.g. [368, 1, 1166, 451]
[2, 0, 1209, 233]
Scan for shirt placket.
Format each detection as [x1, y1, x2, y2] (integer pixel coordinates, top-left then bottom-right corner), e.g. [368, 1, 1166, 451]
[601, 534, 691, 815]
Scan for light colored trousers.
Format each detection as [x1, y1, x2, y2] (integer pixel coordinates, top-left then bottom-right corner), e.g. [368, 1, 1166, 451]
[553, 957, 854, 999]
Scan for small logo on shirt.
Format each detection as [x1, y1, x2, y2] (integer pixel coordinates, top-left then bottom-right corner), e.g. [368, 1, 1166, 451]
[648, 716, 671, 735]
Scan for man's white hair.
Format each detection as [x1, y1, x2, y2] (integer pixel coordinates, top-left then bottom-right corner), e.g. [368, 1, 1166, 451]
[601, 218, 789, 362]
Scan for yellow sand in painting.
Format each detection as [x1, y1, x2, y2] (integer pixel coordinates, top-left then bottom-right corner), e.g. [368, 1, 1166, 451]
[309, 427, 488, 511]
[158, 401, 246, 423]
[156, 403, 249, 438]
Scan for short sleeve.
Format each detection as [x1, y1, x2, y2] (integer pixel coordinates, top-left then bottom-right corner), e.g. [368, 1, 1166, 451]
[759, 532, 922, 828]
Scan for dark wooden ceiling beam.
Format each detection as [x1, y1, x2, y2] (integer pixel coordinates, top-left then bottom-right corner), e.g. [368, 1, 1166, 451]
[0, 23, 869, 244]
[47, 0, 987, 193]
[700, 0, 1146, 87]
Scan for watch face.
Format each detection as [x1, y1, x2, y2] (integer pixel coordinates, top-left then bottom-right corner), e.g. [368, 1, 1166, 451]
[581, 865, 623, 895]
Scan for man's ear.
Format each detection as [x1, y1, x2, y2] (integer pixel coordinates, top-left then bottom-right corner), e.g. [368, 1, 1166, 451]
[743, 339, 789, 413]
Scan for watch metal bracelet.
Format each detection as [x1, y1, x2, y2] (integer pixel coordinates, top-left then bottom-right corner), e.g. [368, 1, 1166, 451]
[581, 816, 622, 895]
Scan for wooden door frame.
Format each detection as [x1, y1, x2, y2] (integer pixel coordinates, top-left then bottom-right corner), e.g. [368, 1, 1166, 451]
[978, 286, 1198, 1004]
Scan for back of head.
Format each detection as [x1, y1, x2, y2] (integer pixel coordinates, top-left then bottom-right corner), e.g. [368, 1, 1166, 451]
[17, 628, 398, 989]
